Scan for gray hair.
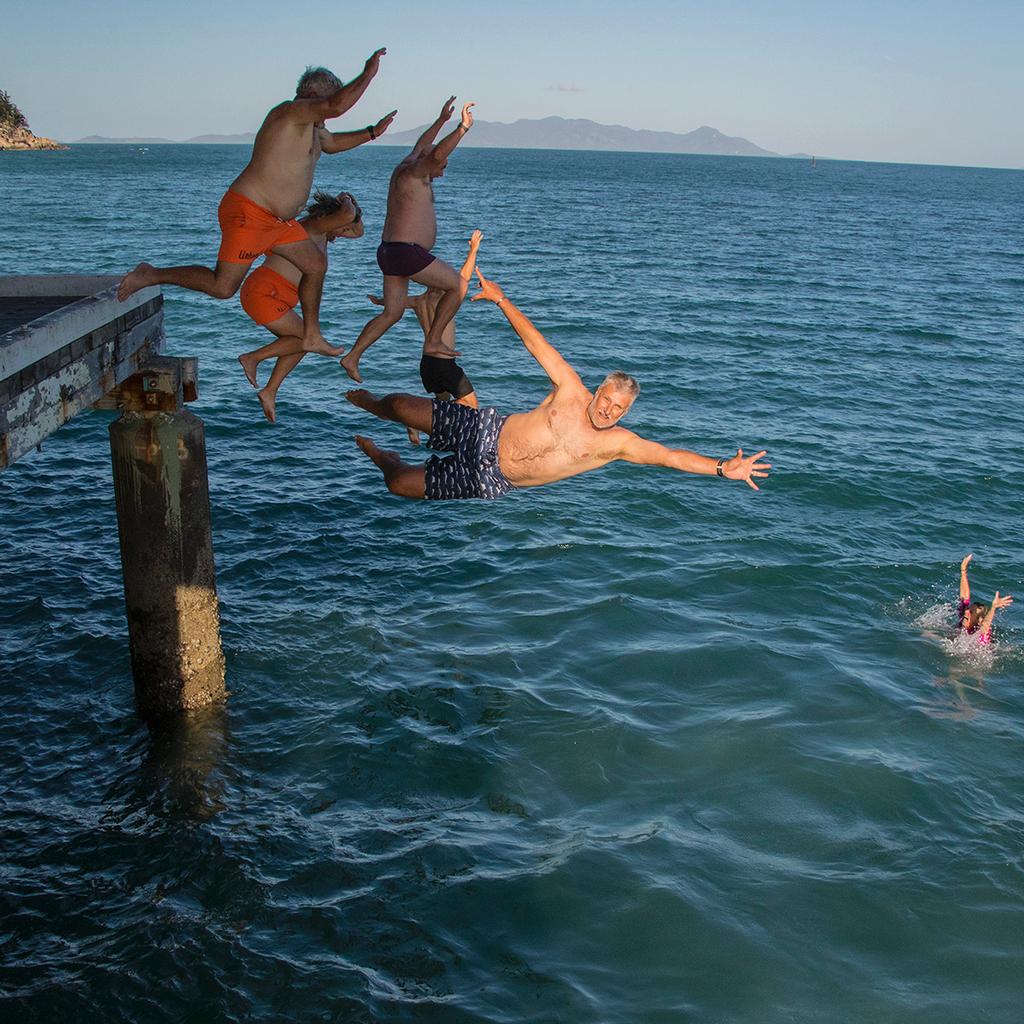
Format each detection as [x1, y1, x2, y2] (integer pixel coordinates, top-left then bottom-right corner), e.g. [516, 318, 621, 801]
[296, 66, 343, 99]
[600, 371, 640, 399]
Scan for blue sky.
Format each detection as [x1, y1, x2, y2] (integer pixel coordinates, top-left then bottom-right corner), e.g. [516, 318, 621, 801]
[4, 0, 1023, 167]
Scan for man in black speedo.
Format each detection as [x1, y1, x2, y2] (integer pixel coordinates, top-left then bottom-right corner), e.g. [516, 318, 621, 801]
[366, 230, 481, 443]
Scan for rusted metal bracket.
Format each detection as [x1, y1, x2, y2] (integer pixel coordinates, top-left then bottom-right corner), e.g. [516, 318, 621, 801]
[94, 356, 199, 413]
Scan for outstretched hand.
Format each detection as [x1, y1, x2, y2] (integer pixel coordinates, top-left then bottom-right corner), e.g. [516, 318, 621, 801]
[961, 553, 974, 570]
[471, 267, 505, 305]
[374, 109, 398, 136]
[365, 48, 387, 75]
[468, 229, 483, 250]
[992, 592, 1014, 610]
[439, 96, 456, 122]
[460, 102, 475, 130]
[723, 448, 772, 490]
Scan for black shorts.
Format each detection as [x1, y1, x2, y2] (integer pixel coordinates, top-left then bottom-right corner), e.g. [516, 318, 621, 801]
[420, 354, 474, 400]
[376, 241, 436, 278]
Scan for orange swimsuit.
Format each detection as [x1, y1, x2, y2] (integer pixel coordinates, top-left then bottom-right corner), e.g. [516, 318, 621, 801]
[217, 190, 308, 264]
[240, 265, 300, 326]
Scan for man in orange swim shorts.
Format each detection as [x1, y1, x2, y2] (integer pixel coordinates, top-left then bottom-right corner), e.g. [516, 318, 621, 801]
[118, 49, 396, 357]
[237, 190, 364, 424]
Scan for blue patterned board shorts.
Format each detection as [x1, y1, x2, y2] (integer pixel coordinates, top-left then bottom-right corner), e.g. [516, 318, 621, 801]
[424, 400, 515, 501]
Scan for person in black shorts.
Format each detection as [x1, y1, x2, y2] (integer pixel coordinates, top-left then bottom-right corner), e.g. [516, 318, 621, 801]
[366, 230, 481, 444]
[341, 96, 475, 382]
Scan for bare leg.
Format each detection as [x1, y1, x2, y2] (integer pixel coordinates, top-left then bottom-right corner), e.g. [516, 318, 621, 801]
[259, 354, 304, 423]
[341, 275, 409, 382]
[270, 238, 331, 354]
[118, 259, 249, 302]
[411, 259, 467, 358]
[354, 436, 427, 499]
[238, 310, 308, 424]
[345, 390, 434, 433]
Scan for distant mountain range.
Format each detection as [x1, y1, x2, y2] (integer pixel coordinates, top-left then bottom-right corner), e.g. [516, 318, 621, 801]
[74, 118, 801, 157]
[384, 117, 786, 156]
[75, 133, 256, 145]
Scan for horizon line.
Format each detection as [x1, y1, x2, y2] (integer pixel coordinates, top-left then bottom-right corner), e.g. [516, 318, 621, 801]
[52, 140, 1024, 174]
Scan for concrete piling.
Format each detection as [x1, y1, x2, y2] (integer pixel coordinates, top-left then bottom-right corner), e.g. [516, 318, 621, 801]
[109, 409, 225, 715]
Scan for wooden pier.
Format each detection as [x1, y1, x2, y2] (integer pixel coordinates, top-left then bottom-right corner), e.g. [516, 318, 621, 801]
[0, 276, 225, 715]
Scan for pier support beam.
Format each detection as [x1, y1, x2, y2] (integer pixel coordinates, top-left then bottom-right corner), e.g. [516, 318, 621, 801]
[109, 405, 225, 716]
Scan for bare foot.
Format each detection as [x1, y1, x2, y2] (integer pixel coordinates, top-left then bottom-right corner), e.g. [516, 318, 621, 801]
[238, 353, 259, 388]
[345, 388, 375, 412]
[302, 332, 344, 357]
[117, 262, 155, 301]
[355, 434, 401, 470]
[340, 353, 363, 383]
[258, 388, 277, 424]
[406, 427, 422, 446]
[422, 342, 460, 360]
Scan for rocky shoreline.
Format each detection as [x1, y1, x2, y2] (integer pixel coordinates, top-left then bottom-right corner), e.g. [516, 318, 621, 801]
[0, 126, 66, 151]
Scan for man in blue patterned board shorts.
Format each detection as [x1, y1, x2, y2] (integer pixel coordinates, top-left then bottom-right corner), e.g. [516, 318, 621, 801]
[345, 269, 772, 501]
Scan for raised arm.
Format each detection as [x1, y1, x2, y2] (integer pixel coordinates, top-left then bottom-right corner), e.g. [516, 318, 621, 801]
[471, 268, 583, 390]
[289, 48, 386, 125]
[320, 109, 397, 154]
[978, 592, 1014, 638]
[459, 230, 483, 282]
[430, 102, 474, 163]
[411, 96, 456, 156]
[959, 553, 973, 602]
[617, 435, 771, 490]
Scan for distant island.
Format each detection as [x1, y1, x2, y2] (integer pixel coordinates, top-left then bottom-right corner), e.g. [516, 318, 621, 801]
[74, 118, 801, 157]
[0, 89, 65, 151]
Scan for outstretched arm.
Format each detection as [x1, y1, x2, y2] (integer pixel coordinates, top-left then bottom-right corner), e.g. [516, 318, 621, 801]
[471, 268, 583, 390]
[459, 230, 483, 282]
[979, 592, 1014, 638]
[959, 553, 973, 602]
[618, 434, 771, 490]
[430, 102, 474, 163]
[320, 109, 397, 153]
[411, 96, 456, 156]
[290, 48, 387, 124]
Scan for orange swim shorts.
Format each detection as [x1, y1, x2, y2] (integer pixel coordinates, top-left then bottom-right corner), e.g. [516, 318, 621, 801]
[217, 189, 308, 264]
[239, 265, 300, 326]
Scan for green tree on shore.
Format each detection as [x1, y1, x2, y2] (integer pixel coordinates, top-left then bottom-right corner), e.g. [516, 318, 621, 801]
[0, 90, 29, 133]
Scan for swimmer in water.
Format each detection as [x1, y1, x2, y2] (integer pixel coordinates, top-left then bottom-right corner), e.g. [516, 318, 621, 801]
[957, 553, 1013, 644]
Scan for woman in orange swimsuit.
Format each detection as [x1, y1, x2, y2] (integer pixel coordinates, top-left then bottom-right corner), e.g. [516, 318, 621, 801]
[238, 191, 363, 422]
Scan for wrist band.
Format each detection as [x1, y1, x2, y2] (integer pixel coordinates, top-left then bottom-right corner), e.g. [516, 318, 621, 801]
[367, 124, 376, 140]
[716, 458, 725, 477]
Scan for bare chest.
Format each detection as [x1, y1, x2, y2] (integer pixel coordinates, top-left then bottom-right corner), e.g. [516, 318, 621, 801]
[505, 408, 605, 466]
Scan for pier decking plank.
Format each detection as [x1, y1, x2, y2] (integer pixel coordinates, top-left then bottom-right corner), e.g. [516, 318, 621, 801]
[0, 276, 164, 470]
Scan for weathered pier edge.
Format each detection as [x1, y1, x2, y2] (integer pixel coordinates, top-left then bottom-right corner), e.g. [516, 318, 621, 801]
[0, 275, 225, 715]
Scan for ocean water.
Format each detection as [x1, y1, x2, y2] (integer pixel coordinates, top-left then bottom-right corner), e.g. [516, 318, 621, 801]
[1, 144, 1023, 1023]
